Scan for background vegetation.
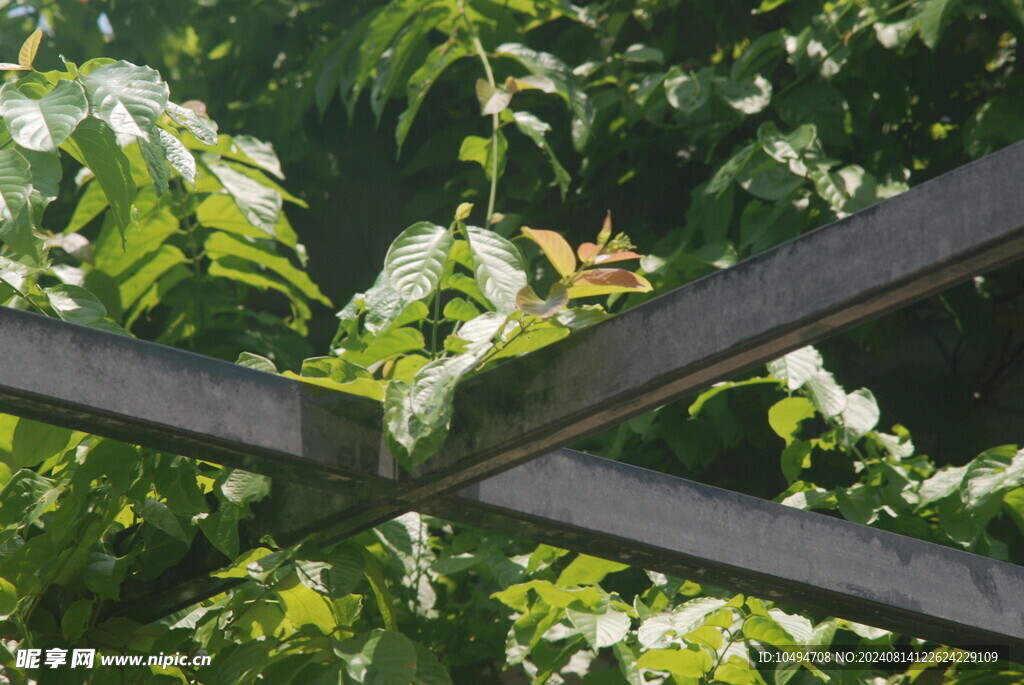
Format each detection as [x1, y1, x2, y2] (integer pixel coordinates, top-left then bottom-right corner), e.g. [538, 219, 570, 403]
[0, 0, 1023, 682]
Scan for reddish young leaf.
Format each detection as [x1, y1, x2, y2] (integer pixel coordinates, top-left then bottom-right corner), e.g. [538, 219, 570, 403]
[577, 242, 601, 263]
[521, 226, 576, 277]
[568, 268, 653, 298]
[593, 251, 643, 265]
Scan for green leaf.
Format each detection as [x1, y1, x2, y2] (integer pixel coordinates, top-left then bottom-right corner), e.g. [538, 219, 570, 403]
[557, 554, 629, 586]
[636, 647, 713, 678]
[223, 134, 284, 179]
[780, 440, 811, 483]
[83, 552, 129, 599]
[0, 576, 17, 619]
[337, 629, 419, 685]
[18, 29, 42, 69]
[66, 118, 135, 239]
[45, 284, 126, 334]
[512, 111, 570, 198]
[476, 78, 512, 115]
[204, 231, 330, 306]
[135, 498, 190, 543]
[165, 100, 218, 145]
[60, 598, 92, 640]
[918, 0, 955, 49]
[220, 469, 271, 504]
[443, 297, 480, 322]
[767, 346, 822, 391]
[208, 162, 282, 236]
[487, 323, 569, 360]
[195, 505, 242, 559]
[397, 41, 470, 149]
[664, 66, 711, 114]
[384, 222, 453, 301]
[0, 147, 37, 257]
[714, 656, 767, 684]
[465, 226, 527, 313]
[236, 351, 277, 374]
[11, 417, 72, 467]
[80, 61, 168, 144]
[840, 388, 879, 445]
[960, 447, 1024, 511]
[742, 615, 794, 646]
[768, 397, 816, 444]
[718, 74, 772, 115]
[157, 128, 196, 185]
[567, 607, 631, 649]
[458, 132, 508, 181]
[138, 133, 169, 195]
[497, 43, 594, 151]
[804, 371, 847, 418]
[275, 573, 334, 632]
[0, 79, 88, 152]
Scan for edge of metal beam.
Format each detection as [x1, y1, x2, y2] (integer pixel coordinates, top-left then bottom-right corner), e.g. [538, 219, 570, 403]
[428, 449, 1024, 662]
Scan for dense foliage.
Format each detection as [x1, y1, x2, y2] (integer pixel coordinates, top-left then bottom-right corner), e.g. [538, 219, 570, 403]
[0, 0, 1023, 683]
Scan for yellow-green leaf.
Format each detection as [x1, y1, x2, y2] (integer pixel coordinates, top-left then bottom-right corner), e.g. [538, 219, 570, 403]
[18, 30, 42, 70]
[521, 226, 576, 277]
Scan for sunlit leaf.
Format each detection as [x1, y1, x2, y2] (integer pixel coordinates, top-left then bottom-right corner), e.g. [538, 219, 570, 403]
[18, 29, 42, 69]
[568, 268, 652, 297]
[465, 226, 527, 313]
[80, 61, 169, 144]
[384, 222, 452, 301]
[0, 79, 88, 152]
[521, 226, 575, 277]
[165, 100, 218, 145]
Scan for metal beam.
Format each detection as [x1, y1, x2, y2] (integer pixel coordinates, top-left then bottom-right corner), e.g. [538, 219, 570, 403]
[431, 449, 1024, 661]
[4, 143, 1024, 646]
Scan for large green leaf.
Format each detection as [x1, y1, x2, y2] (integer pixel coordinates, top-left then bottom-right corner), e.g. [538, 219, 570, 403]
[11, 418, 72, 468]
[497, 43, 594, 151]
[465, 227, 527, 313]
[396, 40, 471, 150]
[207, 162, 282, 236]
[65, 118, 135, 238]
[0, 148, 35, 257]
[384, 222, 452, 301]
[0, 79, 88, 152]
[767, 346, 822, 391]
[567, 607, 631, 649]
[80, 61, 169, 143]
[204, 231, 330, 306]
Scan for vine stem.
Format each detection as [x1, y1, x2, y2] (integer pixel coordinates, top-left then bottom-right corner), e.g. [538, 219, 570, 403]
[459, 2, 500, 227]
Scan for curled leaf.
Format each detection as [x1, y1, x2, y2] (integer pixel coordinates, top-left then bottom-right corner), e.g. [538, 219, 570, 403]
[521, 226, 575, 277]
[568, 269, 653, 298]
[516, 282, 569, 318]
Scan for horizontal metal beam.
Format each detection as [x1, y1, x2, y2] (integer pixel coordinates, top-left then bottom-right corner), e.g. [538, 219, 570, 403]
[123, 450, 1024, 662]
[0, 306, 387, 494]
[431, 449, 1024, 661]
